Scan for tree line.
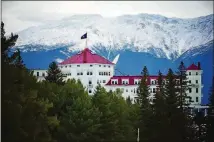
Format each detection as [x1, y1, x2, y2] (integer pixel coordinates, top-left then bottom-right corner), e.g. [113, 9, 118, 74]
[2, 21, 214, 142]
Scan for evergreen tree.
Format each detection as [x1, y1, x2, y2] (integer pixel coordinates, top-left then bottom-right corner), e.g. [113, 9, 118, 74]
[152, 71, 168, 141]
[45, 61, 64, 85]
[177, 61, 189, 111]
[54, 79, 100, 142]
[137, 66, 154, 142]
[206, 76, 214, 142]
[1, 21, 19, 64]
[2, 22, 57, 142]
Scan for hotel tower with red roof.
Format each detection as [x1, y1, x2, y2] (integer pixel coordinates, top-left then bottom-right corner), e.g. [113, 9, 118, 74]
[33, 47, 204, 108]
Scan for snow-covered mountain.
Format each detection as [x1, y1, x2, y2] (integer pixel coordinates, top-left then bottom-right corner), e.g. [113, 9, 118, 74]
[15, 13, 213, 60]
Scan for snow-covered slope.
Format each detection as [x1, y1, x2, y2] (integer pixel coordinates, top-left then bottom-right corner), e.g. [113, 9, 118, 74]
[15, 13, 213, 59]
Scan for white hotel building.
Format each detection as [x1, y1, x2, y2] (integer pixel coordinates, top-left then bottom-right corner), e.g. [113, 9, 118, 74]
[33, 47, 204, 108]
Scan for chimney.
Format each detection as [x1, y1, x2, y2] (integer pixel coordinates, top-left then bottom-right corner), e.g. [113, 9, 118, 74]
[198, 62, 201, 70]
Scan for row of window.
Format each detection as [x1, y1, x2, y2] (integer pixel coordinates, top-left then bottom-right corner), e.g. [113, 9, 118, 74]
[99, 72, 111, 76]
[97, 80, 106, 84]
[189, 80, 199, 84]
[63, 73, 71, 76]
[189, 88, 199, 93]
[189, 96, 199, 103]
[37, 72, 45, 77]
[188, 72, 199, 76]
[60, 64, 111, 68]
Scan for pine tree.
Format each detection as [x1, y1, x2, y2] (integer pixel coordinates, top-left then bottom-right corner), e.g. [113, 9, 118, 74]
[206, 76, 214, 142]
[45, 61, 64, 85]
[1, 21, 19, 64]
[177, 61, 189, 111]
[152, 71, 168, 141]
[53, 79, 100, 142]
[137, 66, 154, 142]
[2, 22, 57, 142]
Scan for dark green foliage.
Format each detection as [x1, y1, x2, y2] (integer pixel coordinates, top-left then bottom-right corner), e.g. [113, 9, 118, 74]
[1, 21, 19, 63]
[137, 66, 154, 142]
[2, 21, 58, 142]
[177, 61, 189, 110]
[45, 61, 64, 85]
[206, 76, 214, 142]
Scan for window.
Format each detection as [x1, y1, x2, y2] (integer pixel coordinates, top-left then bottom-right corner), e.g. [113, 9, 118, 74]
[189, 97, 192, 102]
[196, 97, 199, 102]
[109, 72, 110, 76]
[126, 81, 128, 84]
[104, 72, 106, 76]
[89, 80, 92, 85]
[77, 73, 80, 75]
[101, 72, 103, 75]
[189, 88, 192, 93]
[108, 65, 110, 68]
[104, 65, 106, 67]
[88, 90, 92, 94]
[97, 80, 99, 84]
[189, 80, 191, 84]
[155, 80, 157, 84]
[87, 72, 89, 75]
[135, 81, 138, 85]
[65, 66, 67, 68]
[69, 65, 71, 67]
[80, 72, 83, 75]
[103, 80, 106, 83]
[126, 89, 128, 92]
[189, 72, 191, 75]
[99, 72, 101, 75]
[42, 73, 45, 77]
[153, 88, 156, 93]
[134, 89, 136, 93]
[196, 80, 198, 84]
[196, 88, 198, 93]
[196, 72, 198, 75]
[90, 72, 92, 75]
[61, 66, 63, 68]
[122, 81, 125, 84]
[131, 90, 133, 92]
[99, 65, 101, 67]
[77, 65, 80, 67]
[152, 81, 154, 84]
[37, 72, 39, 76]
[90, 65, 93, 67]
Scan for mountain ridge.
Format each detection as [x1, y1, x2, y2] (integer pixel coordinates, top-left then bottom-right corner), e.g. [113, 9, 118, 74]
[14, 13, 213, 60]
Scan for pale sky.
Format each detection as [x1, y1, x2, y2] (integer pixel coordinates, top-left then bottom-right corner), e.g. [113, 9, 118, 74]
[2, 1, 213, 33]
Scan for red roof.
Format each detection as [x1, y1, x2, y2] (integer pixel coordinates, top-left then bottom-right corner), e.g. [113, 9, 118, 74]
[106, 75, 163, 86]
[186, 64, 200, 70]
[59, 48, 114, 65]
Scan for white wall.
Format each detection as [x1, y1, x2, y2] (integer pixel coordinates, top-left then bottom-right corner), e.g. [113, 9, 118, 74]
[58, 63, 115, 94]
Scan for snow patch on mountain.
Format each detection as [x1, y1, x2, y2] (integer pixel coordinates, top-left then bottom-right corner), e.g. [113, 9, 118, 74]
[15, 13, 213, 60]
